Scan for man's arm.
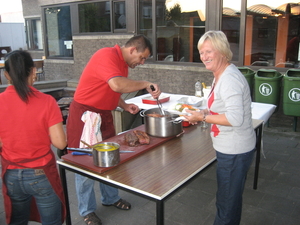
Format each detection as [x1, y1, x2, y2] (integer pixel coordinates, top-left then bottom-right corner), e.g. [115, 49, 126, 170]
[108, 77, 161, 99]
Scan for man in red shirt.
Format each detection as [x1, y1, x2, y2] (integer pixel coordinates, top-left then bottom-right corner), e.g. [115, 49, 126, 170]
[66, 35, 161, 225]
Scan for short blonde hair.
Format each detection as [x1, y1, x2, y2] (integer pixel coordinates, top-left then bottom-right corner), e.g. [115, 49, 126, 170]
[198, 31, 233, 61]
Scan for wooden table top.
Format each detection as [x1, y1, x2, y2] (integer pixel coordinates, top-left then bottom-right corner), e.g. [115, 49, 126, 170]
[102, 124, 215, 198]
[59, 124, 215, 200]
[58, 119, 263, 200]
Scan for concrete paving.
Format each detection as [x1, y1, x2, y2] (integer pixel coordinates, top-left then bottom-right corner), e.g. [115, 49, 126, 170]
[1, 111, 300, 225]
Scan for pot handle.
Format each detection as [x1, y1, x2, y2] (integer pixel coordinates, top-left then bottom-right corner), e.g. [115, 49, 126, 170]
[172, 119, 182, 124]
[172, 116, 185, 124]
[176, 130, 185, 137]
[140, 109, 147, 117]
[67, 147, 93, 153]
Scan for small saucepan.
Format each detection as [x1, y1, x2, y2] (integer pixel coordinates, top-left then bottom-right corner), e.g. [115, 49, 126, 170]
[67, 142, 120, 167]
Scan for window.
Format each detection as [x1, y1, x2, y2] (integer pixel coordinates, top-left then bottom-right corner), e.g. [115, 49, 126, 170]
[141, 0, 206, 62]
[224, 0, 300, 69]
[114, 1, 126, 30]
[222, 0, 241, 62]
[138, 0, 300, 68]
[245, 1, 300, 68]
[158, 0, 206, 62]
[78, 1, 111, 33]
[42, 1, 133, 58]
[138, 0, 153, 46]
[25, 18, 43, 50]
[44, 6, 73, 58]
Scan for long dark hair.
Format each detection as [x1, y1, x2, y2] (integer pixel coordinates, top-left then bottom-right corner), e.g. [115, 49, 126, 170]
[4, 50, 35, 103]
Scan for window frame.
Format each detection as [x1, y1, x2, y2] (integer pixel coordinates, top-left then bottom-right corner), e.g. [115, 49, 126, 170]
[140, 0, 209, 64]
[25, 17, 43, 51]
[41, 0, 136, 59]
[76, 1, 112, 34]
[73, 0, 135, 35]
[42, 3, 74, 59]
[112, 0, 127, 32]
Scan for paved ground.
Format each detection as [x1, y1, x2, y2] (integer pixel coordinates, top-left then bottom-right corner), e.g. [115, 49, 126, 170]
[1, 110, 299, 225]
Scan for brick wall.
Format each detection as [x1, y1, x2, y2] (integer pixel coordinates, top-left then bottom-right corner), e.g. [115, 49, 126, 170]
[72, 35, 132, 78]
[43, 59, 74, 80]
[44, 34, 213, 95]
[128, 65, 213, 96]
[22, 0, 40, 17]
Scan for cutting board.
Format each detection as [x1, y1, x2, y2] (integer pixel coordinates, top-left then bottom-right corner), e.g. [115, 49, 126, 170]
[62, 125, 184, 173]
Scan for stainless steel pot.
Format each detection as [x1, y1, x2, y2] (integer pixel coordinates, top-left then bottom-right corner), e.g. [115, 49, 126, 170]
[67, 142, 120, 167]
[140, 108, 183, 137]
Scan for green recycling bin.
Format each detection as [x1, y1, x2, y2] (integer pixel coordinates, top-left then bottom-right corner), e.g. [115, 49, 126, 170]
[254, 69, 283, 105]
[283, 69, 300, 116]
[238, 67, 255, 97]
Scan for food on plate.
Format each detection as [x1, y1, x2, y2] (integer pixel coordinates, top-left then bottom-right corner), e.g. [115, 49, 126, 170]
[125, 130, 150, 146]
[147, 112, 165, 117]
[174, 103, 197, 112]
[133, 130, 150, 145]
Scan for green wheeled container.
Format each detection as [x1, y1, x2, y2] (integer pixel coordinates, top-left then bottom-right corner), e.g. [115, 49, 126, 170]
[238, 67, 255, 98]
[254, 69, 283, 105]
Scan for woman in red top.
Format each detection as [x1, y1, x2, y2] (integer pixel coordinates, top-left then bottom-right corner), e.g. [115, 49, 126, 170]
[0, 50, 67, 225]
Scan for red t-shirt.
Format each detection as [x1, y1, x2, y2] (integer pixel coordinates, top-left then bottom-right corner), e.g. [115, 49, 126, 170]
[74, 45, 128, 110]
[0, 86, 63, 168]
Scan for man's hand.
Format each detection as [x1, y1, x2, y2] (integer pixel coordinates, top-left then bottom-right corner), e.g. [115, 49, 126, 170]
[124, 103, 140, 114]
[147, 83, 161, 99]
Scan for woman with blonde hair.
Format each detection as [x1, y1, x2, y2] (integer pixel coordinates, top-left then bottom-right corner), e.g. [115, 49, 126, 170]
[185, 31, 256, 225]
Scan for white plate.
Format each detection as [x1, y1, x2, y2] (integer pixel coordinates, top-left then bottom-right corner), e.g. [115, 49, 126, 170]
[177, 96, 203, 107]
[165, 109, 191, 116]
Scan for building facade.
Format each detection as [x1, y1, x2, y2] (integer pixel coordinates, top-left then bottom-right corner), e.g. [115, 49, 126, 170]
[21, 0, 300, 96]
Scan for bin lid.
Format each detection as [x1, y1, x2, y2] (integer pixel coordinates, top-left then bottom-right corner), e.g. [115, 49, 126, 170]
[256, 69, 282, 78]
[237, 67, 255, 75]
[285, 69, 300, 78]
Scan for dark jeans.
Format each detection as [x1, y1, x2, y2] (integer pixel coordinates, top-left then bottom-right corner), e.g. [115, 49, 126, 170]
[4, 169, 61, 225]
[214, 149, 255, 225]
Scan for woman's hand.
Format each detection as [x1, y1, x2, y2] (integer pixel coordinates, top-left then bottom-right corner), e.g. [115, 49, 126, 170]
[183, 110, 200, 125]
[183, 109, 208, 125]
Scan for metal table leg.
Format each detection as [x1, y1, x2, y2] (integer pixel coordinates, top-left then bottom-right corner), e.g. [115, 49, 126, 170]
[156, 200, 164, 225]
[253, 123, 263, 190]
[59, 164, 71, 225]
